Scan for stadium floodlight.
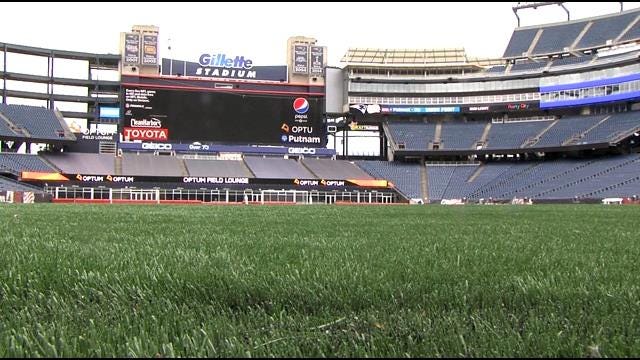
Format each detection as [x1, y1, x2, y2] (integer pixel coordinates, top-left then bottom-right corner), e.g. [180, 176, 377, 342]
[512, 2, 570, 27]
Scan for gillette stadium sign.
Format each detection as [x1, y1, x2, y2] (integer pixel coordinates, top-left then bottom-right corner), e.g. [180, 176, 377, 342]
[196, 53, 256, 78]
[162, 53, 287, 81]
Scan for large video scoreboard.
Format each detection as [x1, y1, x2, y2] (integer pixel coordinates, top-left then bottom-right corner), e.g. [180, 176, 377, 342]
[122, 86, 326, 147]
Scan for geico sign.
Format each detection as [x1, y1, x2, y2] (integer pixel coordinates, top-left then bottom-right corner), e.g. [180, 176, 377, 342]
[123, 127, 168, 141]
[288, 147, 316, 155]
[142, 142, 173, 150]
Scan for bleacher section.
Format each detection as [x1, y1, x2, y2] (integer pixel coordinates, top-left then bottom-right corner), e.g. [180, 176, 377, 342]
[386, 122, 436, 150]
[438, 165, 479, 201]
[503, 28, 539, 58]
[439, 122, 486, 150]
[44, 153, 115, 175]
[184, 159, 253, 177]
[425, 166, 456, 201]
[357, 161, 422, 199]
[619, 20, 640, 42]
[532, 115, 605, 148]
[244, 156, 315, 179]
[577, 112, 640, 144]
[0, 175, 44, 192]
[484, 121, 551, 149]
[549, 55, 594, 68]
[0, 153, 57, 175]
[576, 11, 639, 50]
[503, 8, 640, 58]
[422, 155, 640, 201]
[388, 113, 640, 152]
[121, 154, 185, 177]
[302, 158, 373, 180]
[0, 116, 19, 137]
[509, 60, 548, 73]
[486, 65, 506, 73]
[532, 22, 586, 56]
[0, 104, 73, 141]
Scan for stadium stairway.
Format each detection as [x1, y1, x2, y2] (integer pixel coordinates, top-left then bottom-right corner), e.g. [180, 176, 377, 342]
[0, 112, 22, 136]
[241, 158, 257, 178]
[523, 119, 559, 148]
[54, 109, 76, 140]
[420, 162, 429, 201]
[478, 123, 492, 149]
[433, 123, 442, 146]
[570, 22, 592, 50]
[115, 156, 122, 175]
[178, 158, 190, 176]
[467, 164, 484, 183]
[299, 158, 318, 178]
[526, 28, 544, 57]
[615, 15, 640, 42]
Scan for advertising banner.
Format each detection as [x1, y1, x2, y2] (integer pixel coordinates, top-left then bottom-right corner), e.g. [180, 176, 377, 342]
[310, 46, 324, 75]
[293, 44, 309, 74]
[123, 33, 140, 65]
[142, 34, 158, 65]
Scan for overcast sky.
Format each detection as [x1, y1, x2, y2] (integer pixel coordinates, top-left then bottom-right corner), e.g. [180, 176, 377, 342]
[2, 2, 640, 67]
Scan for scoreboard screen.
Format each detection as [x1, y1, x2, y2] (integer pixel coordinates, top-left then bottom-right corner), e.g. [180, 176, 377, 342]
[122, 86, 326, 147]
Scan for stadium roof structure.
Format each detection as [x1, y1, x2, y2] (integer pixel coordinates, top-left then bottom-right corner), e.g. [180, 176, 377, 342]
[340, 48, 503, 68]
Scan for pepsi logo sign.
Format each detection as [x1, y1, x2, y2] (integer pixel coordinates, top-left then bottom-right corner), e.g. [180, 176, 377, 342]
[293, 98, 309, 114]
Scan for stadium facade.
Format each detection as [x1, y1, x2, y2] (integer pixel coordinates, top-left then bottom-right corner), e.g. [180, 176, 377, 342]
[2, 6, 640, 204]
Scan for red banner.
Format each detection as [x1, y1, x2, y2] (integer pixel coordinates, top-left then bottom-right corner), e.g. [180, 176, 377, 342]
[123, 127, 169, 141]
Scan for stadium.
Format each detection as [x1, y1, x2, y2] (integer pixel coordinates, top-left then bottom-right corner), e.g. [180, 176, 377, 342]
[2, 6, 640, 205]
[1, 2, 640, 357]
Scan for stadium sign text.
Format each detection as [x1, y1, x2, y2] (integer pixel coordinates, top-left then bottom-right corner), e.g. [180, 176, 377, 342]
[198, 54, 253, 69]
[196, 53, 256, 79]
[182, 177, 249, 184]
[282, 135, 321, 144]
[131, 118, 162, 128]
[123, 128, 169, 141]
[141, 142, 172, 150]
[288, 147, 316, 155]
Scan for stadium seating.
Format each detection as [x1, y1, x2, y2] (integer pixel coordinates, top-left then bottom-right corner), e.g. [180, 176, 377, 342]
[503, 9, 640, 58]
[578, 112, 640, 144]
[510, 60, 548, 73]
[503, 28, 539, 58]
[576, 11, 640, 50]
[184, 159, 254, 177]
[44, 153, 115, 175]
[484, 121, 552, 149]
[0, 104, 69, 140]
[619, 20, 640, 42]
[0, 153, 57, 175]
[486, 65, 506, 73]
[0, 117, 19, 137]
[121, 153, 185, 177]
[0, 175, 44, 192]
[549, 55, 594, 68]
[357, 160, 422, 199]
[532, 22, 586, 56]
[531, 114, 605, 148]
[244, 156, 316, 179]
[302, 158, 373, 179]
[422, 155, 640, 201]
[386, 122, 436, 150]
[439, 122, 486, 150]
[438, 165, 479, 201]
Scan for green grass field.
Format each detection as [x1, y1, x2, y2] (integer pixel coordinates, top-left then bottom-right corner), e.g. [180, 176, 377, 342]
[1, 204, 639, 357]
